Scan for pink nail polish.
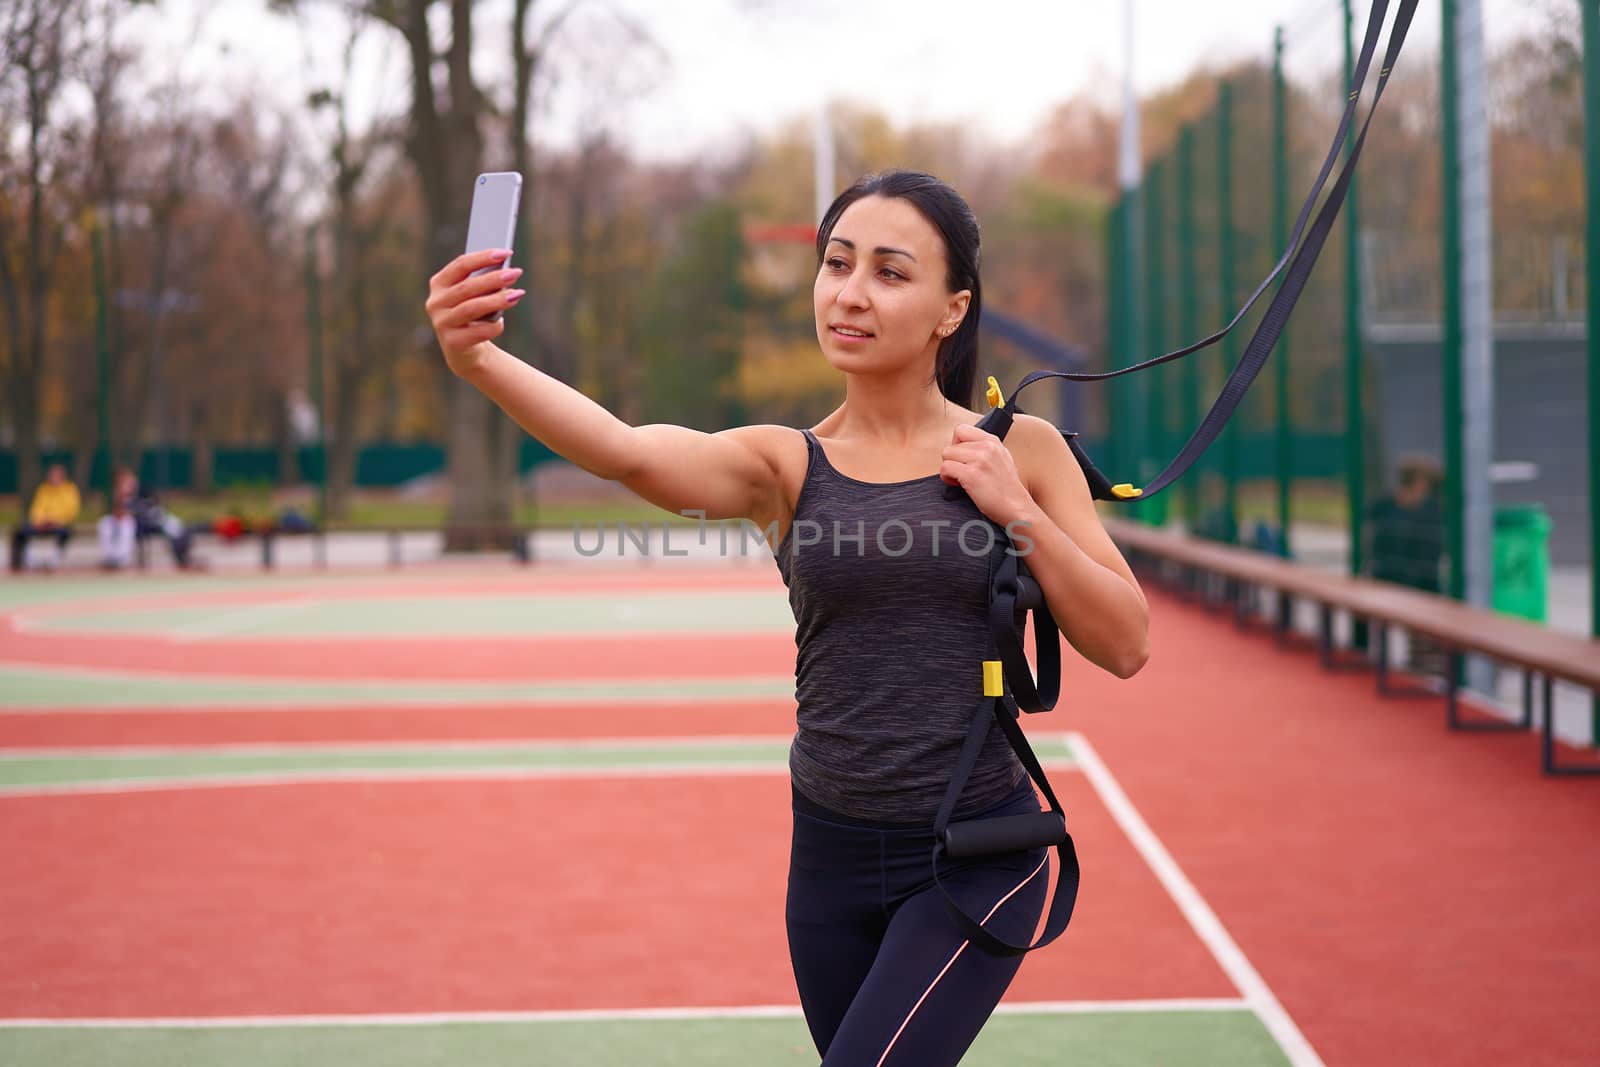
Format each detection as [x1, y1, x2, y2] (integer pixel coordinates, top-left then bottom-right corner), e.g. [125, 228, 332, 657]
[505, 289, 526, 303]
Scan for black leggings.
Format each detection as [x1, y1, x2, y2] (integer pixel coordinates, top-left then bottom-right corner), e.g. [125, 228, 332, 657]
[786, 780, 1049, 1066]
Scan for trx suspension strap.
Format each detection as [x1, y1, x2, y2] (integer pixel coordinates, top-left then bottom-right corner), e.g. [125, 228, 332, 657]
[930, 376, 1076, 958]
[930, 0, 1418, 954]
[995, 0, 1419, 503]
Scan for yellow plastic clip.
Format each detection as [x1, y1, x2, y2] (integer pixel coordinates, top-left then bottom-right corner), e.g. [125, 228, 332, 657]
[984, 376, 1006, 410]
[1111, 483, 1144, 499]
[982, 660, 1005, 697]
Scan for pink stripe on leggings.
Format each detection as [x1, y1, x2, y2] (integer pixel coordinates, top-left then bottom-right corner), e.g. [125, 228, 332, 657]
[872, 854, 1050, 1067]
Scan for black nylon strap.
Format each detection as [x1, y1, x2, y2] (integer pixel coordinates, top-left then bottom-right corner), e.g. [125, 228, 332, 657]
[927, 413, 1075, 957]
[942, 401, 1060, 713]
[990, 552, 1059, 714]
[1014, 0, 1393, 392]
[930, 695, 1080, 958]
[1011, 0, 1419, 501]
[1128, 0, 1416, 501]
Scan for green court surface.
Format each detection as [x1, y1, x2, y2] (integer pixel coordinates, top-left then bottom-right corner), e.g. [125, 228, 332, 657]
[0, 576, 275, 608]
[0, 737, 1075, 790]
[0, 742, 1081, 793]
[0, 666, 796, 708]
[0, 1009, 1291, 1067]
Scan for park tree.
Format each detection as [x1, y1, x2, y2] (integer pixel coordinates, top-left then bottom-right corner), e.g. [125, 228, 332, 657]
[175, 102, 305, 493]
[639, 199, 746, 433]
[304, 28, 415, 519]
[269, 0, 665, 547]
[0, 0, 88, 499]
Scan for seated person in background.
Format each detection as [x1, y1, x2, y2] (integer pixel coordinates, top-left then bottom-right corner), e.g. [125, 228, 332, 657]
[97, 467, 195, 570]
[1369, 456, 1444, 593]
[130, 481, 194, 569]
[98, 467, 138, 569]
[9, 463, 81, 572]
[1368, 456, 1446, 674]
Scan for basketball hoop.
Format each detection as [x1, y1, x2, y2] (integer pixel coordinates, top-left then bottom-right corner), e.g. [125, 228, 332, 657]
[742, 221, 817, 246]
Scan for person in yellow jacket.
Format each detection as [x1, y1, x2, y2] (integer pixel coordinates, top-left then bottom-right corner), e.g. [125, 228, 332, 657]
[9, 463, 81, 572]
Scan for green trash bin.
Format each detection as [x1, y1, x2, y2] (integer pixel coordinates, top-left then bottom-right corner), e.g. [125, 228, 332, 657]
[1492, 504, 1552, 623]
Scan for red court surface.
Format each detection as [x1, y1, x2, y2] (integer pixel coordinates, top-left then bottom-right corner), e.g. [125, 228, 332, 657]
[0, 629, 799, 682]
[0, 567, 793, 681]
[1064, 589, 1600, 1067]
[0, 772, 1231, 1018]
[4, 570, 1598, 1067]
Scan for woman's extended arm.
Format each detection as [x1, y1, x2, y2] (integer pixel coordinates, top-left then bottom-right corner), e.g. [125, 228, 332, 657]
[426, 250, 783, 522]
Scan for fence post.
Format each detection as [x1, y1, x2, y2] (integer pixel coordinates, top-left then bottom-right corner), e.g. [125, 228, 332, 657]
[1143, 158, 1168, 525]
[1583, 0, 1600, 741]
[1217, 82, 1239, 543]
[304, 226, 328, 570]
[1343, 0, 1367, 593]
[1105, 195, 1124, 481]
[1178, 125, 1201, 533]
[1441, 0, 1497, 702]
[91, 216, 114, 512]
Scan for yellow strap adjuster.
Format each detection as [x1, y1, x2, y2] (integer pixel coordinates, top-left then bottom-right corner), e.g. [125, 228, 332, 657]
[984, 376, 1006, 410]
[982, 660, 1005, 697]
[1111, 483, 1144, 499]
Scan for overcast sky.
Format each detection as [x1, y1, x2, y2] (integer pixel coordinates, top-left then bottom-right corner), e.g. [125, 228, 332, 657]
[138, 0, 1553, 161]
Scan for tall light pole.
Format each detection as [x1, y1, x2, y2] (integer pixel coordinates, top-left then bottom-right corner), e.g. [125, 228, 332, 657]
[814, 99, 835, 227]
[1582, 0, 1600, 741]
[1117, 0, 1144, 507]
[1441, 0, 1496, 694]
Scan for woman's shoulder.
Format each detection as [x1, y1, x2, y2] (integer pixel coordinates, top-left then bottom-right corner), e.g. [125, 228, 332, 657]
[714, 423, 812, 482]
[1003, 412, 1068, 455]
[1004, 413, 1089, 497]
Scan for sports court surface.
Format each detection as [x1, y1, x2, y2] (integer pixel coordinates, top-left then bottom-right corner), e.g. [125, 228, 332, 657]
[1, 561, 1596, 1065]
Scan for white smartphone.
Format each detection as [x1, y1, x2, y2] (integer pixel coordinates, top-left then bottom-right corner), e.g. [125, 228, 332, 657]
[464, 171, 523, 321]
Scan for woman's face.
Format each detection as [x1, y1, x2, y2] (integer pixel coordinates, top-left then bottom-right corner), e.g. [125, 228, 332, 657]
[813, 195, 969, 379]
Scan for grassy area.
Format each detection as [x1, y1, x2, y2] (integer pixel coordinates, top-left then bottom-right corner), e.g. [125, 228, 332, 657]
[3, 479, 1354, 532]
[1244, 478, 1350, 528]
[0, 491, 703, 532]
[333, 496, 704, 529]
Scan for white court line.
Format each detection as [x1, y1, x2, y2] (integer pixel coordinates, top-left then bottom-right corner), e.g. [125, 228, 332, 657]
[0, 758, 1081, 799]
[168, 597, 321, 641]
[1066, 731, 1325, 1067]
[0, 763, 796, 798]
[0, 998, 1251, 1028]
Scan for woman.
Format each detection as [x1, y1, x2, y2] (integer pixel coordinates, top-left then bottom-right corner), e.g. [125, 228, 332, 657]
[97, 466, 139, 570]
[426, 170, 1149, 1065]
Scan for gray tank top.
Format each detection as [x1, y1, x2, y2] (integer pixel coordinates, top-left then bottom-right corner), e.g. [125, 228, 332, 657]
[774, 428, 1027, 823]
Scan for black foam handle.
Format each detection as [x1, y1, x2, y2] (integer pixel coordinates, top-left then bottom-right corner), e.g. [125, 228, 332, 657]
[941, 811, 1067, 860]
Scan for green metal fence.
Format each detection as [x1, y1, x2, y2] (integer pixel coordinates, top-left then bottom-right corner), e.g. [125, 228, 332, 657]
[1100, 1, 1596, 741]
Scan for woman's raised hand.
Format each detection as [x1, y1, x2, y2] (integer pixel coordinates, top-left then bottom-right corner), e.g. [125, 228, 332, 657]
[425, 249, 526, 375]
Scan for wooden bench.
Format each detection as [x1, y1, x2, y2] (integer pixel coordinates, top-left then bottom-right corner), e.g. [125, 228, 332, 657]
[3, 522, 533, 573]
[1102, 517, 1600, 776]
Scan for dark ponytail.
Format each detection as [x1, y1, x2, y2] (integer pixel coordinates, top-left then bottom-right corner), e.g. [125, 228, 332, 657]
[816, 170, 982, 409]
